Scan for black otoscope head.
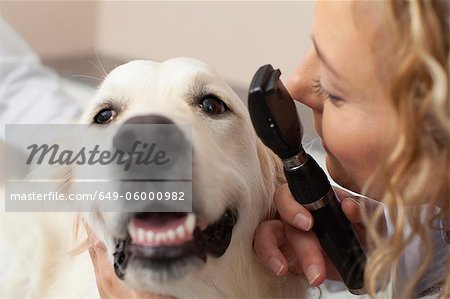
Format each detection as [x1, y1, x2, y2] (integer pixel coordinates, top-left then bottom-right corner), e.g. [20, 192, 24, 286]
[248, 64, 304, 160]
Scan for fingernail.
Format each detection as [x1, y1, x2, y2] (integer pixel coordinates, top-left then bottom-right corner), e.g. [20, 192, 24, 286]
[344, 197, 361, 208]
[94, 240, 107, 252]
[294, 213, 312, 231]
[269, 257, 284, 276]
[305, 264, 321, 286]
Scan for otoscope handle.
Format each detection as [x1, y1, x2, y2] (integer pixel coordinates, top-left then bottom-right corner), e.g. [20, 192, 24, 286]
[284, 155, 366, 294]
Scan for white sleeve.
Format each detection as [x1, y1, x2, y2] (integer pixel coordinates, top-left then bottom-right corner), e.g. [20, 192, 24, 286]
[0, 17, 80, 140]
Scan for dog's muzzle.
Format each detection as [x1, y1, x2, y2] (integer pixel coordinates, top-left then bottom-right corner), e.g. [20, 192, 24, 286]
[110, 115, 238, 280]
[113, 210, 237, 280]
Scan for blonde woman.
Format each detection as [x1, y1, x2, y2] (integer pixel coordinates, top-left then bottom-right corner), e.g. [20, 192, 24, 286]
[90, 0, 449, 297]
[255, 0, 449, 298]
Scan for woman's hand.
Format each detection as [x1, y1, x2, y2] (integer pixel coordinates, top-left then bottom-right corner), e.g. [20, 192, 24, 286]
[254, 184, 372, 287]
[84, 223, 175, 299]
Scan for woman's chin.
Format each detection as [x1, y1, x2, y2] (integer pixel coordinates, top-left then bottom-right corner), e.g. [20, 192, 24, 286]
[325, 155, 385, 200]
[325, 154, 360, 194]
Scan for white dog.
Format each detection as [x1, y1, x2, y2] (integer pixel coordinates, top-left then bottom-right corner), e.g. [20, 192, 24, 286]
[1, 58, 309, 298]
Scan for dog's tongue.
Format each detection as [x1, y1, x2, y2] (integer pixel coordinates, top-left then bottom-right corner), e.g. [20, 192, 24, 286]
[128, 213, 195, 247]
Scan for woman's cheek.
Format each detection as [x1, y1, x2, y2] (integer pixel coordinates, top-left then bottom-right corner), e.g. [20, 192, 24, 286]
[328, 114, 393, 193]
[321, 112, 358, 163]
[321, 111, 368, 189]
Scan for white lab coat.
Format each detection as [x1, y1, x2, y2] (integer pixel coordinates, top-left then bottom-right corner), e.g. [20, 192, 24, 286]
[0, 17, 80, 141]
[390, 207, 448, 298]
[324, 204, 448, 299]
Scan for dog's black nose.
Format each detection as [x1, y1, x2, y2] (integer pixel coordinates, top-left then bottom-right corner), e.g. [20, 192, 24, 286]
[121, 114, 175, 125]
[111, 114, 192, 213]
[113, 114, 182, 154]
[112, 114, 190, 174]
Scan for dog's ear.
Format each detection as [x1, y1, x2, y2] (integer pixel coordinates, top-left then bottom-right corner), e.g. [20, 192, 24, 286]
[255, 139, 285, 219]
[255, 139, 285, 188]
[27, 153, 74, 195]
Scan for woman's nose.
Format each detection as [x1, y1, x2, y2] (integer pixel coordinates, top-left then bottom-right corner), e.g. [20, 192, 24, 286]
[286, 47, 323, 113]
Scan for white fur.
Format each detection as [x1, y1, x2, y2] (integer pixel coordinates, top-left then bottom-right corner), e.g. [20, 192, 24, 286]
[0, 58, 308, 298]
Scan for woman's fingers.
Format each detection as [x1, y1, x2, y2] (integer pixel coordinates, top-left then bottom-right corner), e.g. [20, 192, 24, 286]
[84, 221, 123, 296]
[332, 186, 368, 246]
[274, 184, 314, 231]
[283, 223, 327, 286]
[340, 196, 378, 251]
[84, 222, 171, 299]
[341, 197, 363, 224]
[272, 183, 352, 284]
[271, 183, 370, 284]
[254, 220, 289, 276]
[90, 242, 115, 298]
[84, 223, 115, 295]
[253, 218, 344, 285]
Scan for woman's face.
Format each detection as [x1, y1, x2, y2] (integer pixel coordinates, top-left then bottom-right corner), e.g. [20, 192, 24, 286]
[287, 1, 399, 198]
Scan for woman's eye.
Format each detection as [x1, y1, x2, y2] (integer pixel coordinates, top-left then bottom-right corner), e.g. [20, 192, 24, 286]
[93, 109, 117, 124]
[312, 79, 342, 104]
[199, 96, 229, 115]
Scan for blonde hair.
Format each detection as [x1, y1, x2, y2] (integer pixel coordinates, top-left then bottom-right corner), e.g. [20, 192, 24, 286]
[363, 0, 449, 297]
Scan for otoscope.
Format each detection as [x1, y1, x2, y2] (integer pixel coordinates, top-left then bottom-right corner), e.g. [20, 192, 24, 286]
[248, 65, 366, 295]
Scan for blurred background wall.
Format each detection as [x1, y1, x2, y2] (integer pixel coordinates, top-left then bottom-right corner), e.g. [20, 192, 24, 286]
[93, 1, 314, 87]
[0, 1, 317, 136]
[1, 1, 315, 85]
[0, 1, 97, 58]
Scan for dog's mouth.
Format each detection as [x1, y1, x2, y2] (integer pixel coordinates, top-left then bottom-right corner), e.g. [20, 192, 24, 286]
[113, 209, 238, 280]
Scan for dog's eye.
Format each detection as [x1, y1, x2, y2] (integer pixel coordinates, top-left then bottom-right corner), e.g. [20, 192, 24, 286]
[93, 109, 117, 124]
[199, 96, 228, 115]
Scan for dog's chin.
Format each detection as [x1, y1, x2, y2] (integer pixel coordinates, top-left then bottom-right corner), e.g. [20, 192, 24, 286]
[112, 209, 238, 285]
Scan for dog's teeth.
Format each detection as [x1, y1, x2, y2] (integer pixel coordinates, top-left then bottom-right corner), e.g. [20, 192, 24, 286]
[137, 228, 145, 242]
[185, 213, 196, 233]
[167, 229, 176, 241]
[155, 232, 167, 244]
[176, 225, 186, 238]
[146, 231, 154, 242]
[128, 224, 136, 239]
